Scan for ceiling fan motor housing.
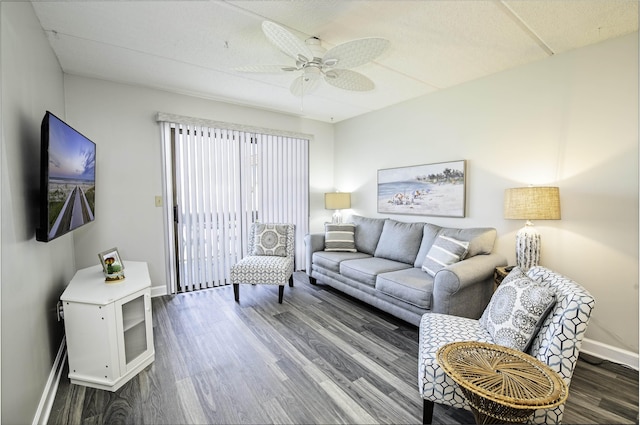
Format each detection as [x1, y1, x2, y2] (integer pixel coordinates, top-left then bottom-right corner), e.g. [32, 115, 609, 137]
[305, 36, 326, 59]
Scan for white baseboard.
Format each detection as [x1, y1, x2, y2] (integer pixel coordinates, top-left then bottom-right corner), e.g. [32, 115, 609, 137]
[32, 337, 67, 425]
[581, 337, 639, 370]
[151, 285, 167, 297]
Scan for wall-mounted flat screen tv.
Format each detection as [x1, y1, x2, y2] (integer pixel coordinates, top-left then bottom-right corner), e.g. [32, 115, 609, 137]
[36, 111, 96, 242]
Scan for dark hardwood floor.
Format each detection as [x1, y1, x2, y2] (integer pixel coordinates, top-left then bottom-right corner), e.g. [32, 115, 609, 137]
[49, 272, 638, 424]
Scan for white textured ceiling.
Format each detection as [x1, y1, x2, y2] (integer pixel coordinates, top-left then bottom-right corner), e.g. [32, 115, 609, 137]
[31, 0, 638, 123]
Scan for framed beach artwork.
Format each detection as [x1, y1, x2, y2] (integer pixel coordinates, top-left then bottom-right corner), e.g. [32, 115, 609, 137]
[377, 160, 466, 217]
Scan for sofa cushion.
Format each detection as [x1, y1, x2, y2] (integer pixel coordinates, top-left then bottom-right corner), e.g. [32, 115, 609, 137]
[421, 235, 469, 276]
[350, 215, 386, 255]
[439, 227, 497, 258]
[340, 257, 412, 287]
[376, 268, 434, 309]
[374, 219, 424, 264]
[413, 223, 442, 268]
[479, 271, 556, 351]
[253, 223, 289, 256]
[324, 223, 357, 252]
[312, 251, 371, 273]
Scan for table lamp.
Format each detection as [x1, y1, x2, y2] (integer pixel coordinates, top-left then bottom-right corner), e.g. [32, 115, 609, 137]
[504, 186, 561, 271]
[325, 192, 351, 224]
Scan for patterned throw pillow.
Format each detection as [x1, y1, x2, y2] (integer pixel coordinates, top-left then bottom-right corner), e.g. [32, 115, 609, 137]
[421, 235, 469, 276]
[480, 273, 556, 351]
[324, 223, 357, 252]
[253, 224, 288, 257]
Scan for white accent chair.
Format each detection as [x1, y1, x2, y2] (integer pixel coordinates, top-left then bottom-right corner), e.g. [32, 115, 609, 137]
[230, 223, 295, 303]
[418, 266, 595, 424]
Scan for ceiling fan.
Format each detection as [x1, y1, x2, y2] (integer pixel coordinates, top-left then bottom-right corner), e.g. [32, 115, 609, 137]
[236, 21, 389, 97]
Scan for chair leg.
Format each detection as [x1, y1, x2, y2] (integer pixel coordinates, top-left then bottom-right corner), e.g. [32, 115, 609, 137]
[423, 400, 434, 425]
[278, 285, 284, 303]
[233, 284, 239, 302]
[289, 275, 294, 287]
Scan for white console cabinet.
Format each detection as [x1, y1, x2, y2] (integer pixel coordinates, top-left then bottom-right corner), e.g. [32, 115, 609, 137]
[61, 261, 154, 391]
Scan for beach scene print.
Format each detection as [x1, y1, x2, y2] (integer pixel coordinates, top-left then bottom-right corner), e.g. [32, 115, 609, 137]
[377, 160, 466, 217]
[46, 114, 96, 239]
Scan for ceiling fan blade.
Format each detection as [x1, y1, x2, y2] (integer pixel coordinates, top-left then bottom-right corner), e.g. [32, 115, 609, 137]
[290, 75, 320, 97]
[323, 38, 389, 69]
[234, 64, 297, 73]
[262, 21, 314, 61]
[324, 69, 375, 91]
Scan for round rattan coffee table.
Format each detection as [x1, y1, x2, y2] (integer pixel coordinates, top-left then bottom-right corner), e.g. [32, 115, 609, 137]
[437, 341, 568, 424]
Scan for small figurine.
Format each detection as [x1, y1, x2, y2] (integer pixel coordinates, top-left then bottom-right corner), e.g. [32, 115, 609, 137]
[104, 256, 124, 282]
[105, 257, 122, 274]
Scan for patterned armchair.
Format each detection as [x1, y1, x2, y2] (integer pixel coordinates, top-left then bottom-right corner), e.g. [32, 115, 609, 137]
[230, 223, 295, 303]
[418, 266, 595, 424]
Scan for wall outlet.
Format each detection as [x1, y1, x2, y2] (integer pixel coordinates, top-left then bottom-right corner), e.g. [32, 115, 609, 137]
[56, 300, 64, 321]
[155, 196, 163, 207]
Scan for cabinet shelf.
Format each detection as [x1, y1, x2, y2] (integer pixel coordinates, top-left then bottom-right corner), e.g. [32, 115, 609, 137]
[122, 295, 146, 332]
[124, 321, 148, 363]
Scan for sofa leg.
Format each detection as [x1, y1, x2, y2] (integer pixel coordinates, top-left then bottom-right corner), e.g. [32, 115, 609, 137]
[289, 275, 294, 287]
[423, 400, 434, 425]
[278, 285, 284, 303]
[309, 276, 316, 285]
[233, 284, 239, 302]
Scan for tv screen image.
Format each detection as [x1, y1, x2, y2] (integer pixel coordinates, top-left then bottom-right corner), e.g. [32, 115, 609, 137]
[37, 111, 96, 242]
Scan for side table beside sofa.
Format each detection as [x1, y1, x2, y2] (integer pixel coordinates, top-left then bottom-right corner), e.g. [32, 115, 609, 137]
[494, 265, 511, 287]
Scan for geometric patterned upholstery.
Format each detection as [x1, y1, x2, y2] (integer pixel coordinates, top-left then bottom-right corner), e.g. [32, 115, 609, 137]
[418, 266, 595, 424]
[230, 223, 295, 303]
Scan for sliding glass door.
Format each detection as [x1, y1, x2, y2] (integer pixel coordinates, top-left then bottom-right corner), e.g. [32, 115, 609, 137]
[159, 116, 309, 294]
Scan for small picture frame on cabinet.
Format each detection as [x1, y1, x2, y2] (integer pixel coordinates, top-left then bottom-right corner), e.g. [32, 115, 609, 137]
[98, 247, 125, 281]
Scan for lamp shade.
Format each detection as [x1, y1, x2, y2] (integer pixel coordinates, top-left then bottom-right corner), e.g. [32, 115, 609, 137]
[324, 192, 351, 210]
[504, 187, 561, 220]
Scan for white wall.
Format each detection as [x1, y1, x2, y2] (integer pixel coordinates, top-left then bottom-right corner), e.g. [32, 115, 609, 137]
[334, 33, 639, 361]
[1, 3, 76, 424]
[64, 76, 335, 294]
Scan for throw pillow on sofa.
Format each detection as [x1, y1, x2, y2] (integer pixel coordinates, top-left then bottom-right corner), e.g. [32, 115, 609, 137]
[253, 223, 288, 257]
[374, 219, 424, 264]
[324, 223, 357, 252]
[350, 215, 386, 255]
[440, 227, 497, 257]
[479, 270, 556, 351]
[421, 235, 469, 276]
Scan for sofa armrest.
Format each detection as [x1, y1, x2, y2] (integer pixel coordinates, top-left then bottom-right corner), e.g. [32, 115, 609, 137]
[432, 253, 507, 319]
[304, 233, 325, 276]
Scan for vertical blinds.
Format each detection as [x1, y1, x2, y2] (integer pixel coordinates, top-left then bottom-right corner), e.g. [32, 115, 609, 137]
[159, 115, 309, 294]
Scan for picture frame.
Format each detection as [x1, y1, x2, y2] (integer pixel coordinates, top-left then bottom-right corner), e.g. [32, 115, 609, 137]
[377, 160, 466, 217]
[98, 247, 125, 275]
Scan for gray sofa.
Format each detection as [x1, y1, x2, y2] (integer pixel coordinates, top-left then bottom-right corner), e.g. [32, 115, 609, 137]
[304, 215, 507, 326]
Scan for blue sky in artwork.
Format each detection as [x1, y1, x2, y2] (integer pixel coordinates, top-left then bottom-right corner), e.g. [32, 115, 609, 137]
[48, 114, 96, 181]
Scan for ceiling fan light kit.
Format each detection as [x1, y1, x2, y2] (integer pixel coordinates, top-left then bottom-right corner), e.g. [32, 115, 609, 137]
[237, 21, 389, 97]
